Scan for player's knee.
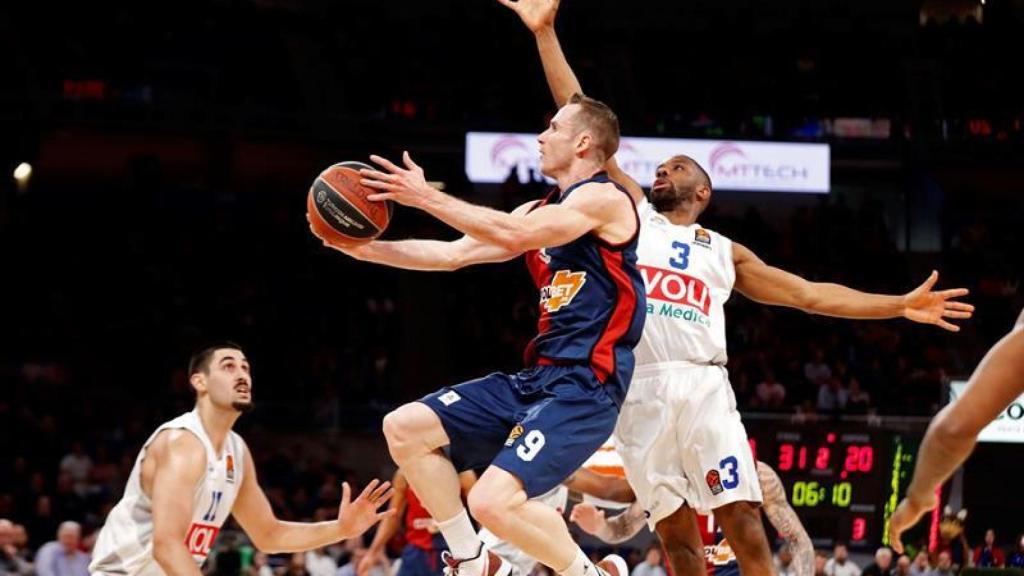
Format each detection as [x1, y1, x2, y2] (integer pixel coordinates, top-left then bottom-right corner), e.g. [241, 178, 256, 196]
[382, 405, 427, 461]
[467, 480, 515, 531]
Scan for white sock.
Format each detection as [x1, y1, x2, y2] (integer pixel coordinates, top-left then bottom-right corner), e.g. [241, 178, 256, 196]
[436, 509, 484, 561]
[559, 550, 600, 576]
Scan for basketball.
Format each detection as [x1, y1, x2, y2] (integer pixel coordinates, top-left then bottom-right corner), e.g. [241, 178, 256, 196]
[307, 161, 393, 247]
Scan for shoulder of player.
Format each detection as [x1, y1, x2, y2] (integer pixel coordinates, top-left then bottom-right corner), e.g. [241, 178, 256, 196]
[150, 428, 208, 471]
[563, 181, 632, 212]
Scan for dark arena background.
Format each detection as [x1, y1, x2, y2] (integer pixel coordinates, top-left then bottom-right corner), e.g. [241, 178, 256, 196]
[2, 0, 1023, 575]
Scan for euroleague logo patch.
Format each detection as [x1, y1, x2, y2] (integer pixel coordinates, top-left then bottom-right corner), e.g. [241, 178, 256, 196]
[694, 228, 712, 247]
[505, 424, 525, 447]
[706, 469, 724, 495]
[226, 455, 236, 484]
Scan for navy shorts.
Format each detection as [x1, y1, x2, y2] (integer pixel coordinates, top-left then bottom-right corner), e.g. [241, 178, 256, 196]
[397, 541, 446, 576]
[420, 364, 619, 497]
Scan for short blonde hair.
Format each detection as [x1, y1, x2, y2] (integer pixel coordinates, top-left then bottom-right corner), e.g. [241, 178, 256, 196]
[568, 93, 620, 162]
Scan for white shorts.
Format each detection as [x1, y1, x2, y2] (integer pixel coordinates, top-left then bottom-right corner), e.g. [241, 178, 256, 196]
[614, 362, 761, 529]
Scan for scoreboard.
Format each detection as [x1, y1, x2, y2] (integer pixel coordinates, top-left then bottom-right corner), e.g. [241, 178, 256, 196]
[744, 422, 921, 550]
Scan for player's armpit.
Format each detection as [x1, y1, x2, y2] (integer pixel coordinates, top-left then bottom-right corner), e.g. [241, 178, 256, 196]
[150, 430, 208, 576]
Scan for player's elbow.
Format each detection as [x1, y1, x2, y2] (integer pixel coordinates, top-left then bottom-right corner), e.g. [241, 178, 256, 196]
[246, 524, 283, 553]
[152, 535, 184, 569]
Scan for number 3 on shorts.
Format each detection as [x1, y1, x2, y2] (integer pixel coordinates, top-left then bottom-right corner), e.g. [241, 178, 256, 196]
[516, 430, 546, 462]
[720, 456, 740, 490]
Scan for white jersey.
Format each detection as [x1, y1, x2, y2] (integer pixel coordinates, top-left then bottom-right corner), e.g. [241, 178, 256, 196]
[634, 199, 735, 367]
[90, 410, 246, 576]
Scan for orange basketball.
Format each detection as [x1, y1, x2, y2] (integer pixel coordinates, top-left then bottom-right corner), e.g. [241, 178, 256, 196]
[307, 161, 392, 247]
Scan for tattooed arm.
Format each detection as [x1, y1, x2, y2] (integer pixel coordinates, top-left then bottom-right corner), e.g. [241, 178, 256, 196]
[758, 461, 814, 576]
[569, 501, 647, 544]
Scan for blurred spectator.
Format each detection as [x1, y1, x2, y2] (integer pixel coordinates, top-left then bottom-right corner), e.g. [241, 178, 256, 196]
[815, 550, 829, 576]
[59, 442, 93, 498]
[284, 552, 312, 576]
[306, 547, 337, 576]
[756, 372, 787, 409]
[248, 551, 275, 576]
[910, 551, 931, 576]
[33, 521, 89, 576]
[1008, 533, 1024, 568]
[631, 545, 667, 576]
[973, 528, 1005, 567]
[862, 547, 893, 576]
[892, 555, 911, 576]
[926, 552, 955, 576]
[817, 377, 849, 414]
[804, 349, 832, 387]
[825, 544, 860, 576]
[0, 519, 33, 575]
[845, 378, 871, 415]
[775, 544, 797, 576]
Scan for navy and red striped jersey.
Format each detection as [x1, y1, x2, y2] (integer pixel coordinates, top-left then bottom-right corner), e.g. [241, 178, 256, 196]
[523, 172, 646, 407]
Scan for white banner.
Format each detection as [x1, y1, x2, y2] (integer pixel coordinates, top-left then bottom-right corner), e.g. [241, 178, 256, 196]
[466, 132, 830, 193]
[949, 380, 1024, 443]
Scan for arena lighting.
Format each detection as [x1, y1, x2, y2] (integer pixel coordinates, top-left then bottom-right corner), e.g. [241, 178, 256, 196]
[13, 162, 32, 183]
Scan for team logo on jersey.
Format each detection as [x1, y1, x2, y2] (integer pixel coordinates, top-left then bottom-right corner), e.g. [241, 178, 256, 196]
[186, 523, 220, 558]
[537, 247, 552, 264]
[706, 470, 724, 495]
[540, 270, 587, 313]
[226, 455, 235, 483]
[694, 228, 712, 246]
[638, 265, 712, 315]
[504, 424, 525, 447]
[438, 390, 461, 406]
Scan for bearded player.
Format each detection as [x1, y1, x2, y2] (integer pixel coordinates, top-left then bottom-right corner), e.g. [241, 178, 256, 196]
[89, 343, 394, 576]
[497, 1, 974, 575]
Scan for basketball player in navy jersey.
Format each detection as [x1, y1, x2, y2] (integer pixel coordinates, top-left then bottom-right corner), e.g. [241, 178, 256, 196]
[313, 95, 645, 576]
[890, 309, 1024, 553]
[495, 2, 974, 576]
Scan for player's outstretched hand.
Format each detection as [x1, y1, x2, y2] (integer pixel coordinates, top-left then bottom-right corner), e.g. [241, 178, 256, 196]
[337, 479, 395, 539]
[496, 0, 560, 33]
[888, 490, 938, 554]
[569, 501, 606, 536]
[360, 152, 438, 210]
[902, 270, 974, 332]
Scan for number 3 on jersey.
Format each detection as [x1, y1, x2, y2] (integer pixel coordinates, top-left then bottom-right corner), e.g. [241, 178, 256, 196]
[669, 241, 690, 271]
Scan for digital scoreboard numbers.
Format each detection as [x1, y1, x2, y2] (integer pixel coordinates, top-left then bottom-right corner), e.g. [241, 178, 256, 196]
[747, 426, 894, 550]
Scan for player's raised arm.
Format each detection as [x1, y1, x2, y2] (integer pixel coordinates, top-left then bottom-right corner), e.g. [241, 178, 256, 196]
[757, 462, 814, 576]
[732, 243, 974, 332]
[150, 431, 209, 576]
[232, 445, 394, 553]
[313, 200, 538, 271]
[359, 152, 631, 252]
[498, 0, 645, 204]
[889, 312, 1024, 553]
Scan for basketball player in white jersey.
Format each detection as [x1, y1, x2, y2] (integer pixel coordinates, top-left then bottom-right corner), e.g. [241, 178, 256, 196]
[498, 2, 975, 575]
[889, 309, 1024, 554]
[90, 342, 394, 576]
